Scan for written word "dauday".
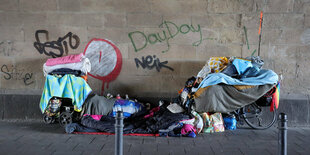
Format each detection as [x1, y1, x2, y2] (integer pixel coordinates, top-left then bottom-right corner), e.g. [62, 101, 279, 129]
[128, 20, 204, 53]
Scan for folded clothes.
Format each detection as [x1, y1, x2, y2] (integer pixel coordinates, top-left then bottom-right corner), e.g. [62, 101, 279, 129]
[43, 57, 91, 76]
[46, 53, 84, 66]
[49, 68, 86, 76]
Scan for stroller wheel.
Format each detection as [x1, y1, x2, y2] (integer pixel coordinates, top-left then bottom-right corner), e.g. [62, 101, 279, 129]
[59, 112, 72, 127]
[43, 114, 55, 124]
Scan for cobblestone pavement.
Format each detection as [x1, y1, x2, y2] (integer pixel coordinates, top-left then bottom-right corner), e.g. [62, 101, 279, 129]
[0, 121, 309, 155]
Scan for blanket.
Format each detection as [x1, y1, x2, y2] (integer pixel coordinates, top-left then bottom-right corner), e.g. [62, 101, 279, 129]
[194, 84, 274, 113]
[198, 69, 278, 89]
[43, 57, 91, 76]
[46, 53, 84, 66]
[81, 94, 116, 116]
[39, 74, 92, 113]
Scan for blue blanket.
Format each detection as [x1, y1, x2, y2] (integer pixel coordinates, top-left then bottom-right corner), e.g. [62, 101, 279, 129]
[198, 69, 278, 89]
[40, 74, 92, 113]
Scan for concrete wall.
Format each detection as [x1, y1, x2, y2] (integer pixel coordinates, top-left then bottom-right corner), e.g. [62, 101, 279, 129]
[0, 0, 309, 123]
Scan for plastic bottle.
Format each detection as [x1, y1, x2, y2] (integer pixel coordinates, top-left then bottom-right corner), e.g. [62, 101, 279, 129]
[116, 94, 121, 99]
[107, 93, 113, 99]
[223, 115, 237, 130]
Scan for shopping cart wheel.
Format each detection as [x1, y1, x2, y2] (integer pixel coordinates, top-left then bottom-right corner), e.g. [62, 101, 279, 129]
[43, 114, 55, 124]
[59, 112, 72, 127]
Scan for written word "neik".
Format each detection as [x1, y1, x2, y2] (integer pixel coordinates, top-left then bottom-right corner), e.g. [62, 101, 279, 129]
[134, 55, 174, 72]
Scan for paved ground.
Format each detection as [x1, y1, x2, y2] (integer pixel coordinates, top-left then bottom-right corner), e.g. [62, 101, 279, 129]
[0, 120, 309, 155]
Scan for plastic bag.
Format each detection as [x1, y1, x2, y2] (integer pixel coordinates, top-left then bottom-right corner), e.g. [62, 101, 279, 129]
[197, 65, 211, 78]
[191, 111, 204, 133]
[223, 116, 237, 130]
[200, 112, 225, 133]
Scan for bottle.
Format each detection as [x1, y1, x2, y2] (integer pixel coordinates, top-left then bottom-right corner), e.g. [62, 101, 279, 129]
[107, 93, 112, 99]
[116, 94, 121, 99]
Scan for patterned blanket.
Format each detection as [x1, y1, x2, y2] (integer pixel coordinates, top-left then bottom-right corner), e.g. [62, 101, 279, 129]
[40, 74, 92, 113]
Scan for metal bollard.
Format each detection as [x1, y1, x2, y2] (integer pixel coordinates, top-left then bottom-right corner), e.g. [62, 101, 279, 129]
[115, 111, 124, 155]
[278, 113, 287, 155]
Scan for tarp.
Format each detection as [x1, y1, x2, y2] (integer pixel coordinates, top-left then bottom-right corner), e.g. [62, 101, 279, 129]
[82, 94, 116, 116]
[39, 74, 92, 113]
[194, 84, 274, 113]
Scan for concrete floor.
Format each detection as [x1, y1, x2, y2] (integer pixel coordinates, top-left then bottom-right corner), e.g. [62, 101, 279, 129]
[0, 120, 309, 155]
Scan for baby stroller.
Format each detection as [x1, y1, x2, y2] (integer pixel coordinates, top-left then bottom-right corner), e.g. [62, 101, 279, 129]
[40, 74, 92, 127]
[40, 53, 92, 126]
[43, 97, 80, 126]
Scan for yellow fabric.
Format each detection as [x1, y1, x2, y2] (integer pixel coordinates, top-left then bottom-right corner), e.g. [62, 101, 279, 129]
[208, 57, 229, 73]
[193, 86, 210, 98]
[233, 85, 255, 90]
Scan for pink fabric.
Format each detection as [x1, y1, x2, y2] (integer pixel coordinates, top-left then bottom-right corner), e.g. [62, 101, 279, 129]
[144, 106, 160, 119]
[181, 124, 196, 135]
[90, 115, 103, 121]
[46, 53, 84, 66]
[83, 114, 103, 121]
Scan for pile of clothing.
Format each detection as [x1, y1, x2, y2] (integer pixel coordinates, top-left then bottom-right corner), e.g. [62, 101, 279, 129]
[64, 56, 279, 137]
[81, 94, 145, 118]
[172, 56, 279, 133]
[39, 53, 92, 113]
[67, 94, 199, 137]
[194, 56, 278, 112]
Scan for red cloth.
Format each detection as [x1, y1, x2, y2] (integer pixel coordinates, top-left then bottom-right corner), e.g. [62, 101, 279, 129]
[144, 106, 160, 119]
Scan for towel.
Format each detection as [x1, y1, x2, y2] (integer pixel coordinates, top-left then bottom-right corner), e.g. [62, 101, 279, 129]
[39, 74, 92, 113]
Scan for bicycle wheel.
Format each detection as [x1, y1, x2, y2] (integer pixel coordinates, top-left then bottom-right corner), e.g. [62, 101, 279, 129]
[243, 103, 277, 129]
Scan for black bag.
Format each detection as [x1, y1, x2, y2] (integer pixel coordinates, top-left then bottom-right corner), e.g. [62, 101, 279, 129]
[256, 86, 276, 106]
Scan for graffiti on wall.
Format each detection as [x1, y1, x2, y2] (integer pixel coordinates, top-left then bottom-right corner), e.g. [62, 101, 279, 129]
[135, 55, 174, 72]
[128, 20, 216, 72]
[243, 26, 258, 55]
[0, 64, 34, 85]
[128, 20, 215, 53]
[33, 30, 80, 58]
[84, 38, 122, 94]
[0, 40, 18, 56]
